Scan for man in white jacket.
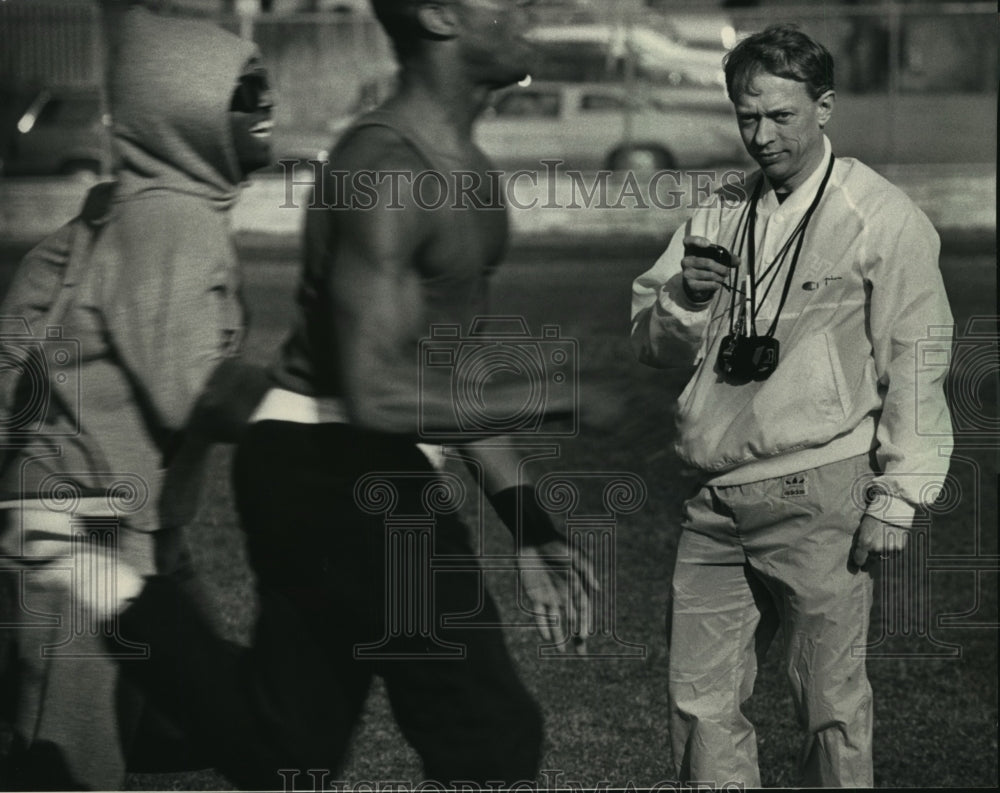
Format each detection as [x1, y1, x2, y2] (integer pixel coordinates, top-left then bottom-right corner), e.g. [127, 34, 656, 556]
[630, 24, 953, 788]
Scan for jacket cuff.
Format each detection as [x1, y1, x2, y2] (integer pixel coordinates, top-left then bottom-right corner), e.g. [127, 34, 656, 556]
[680, 278, 716, 308]
[657, 280, 712, 321]
[864, 487, 916, 529]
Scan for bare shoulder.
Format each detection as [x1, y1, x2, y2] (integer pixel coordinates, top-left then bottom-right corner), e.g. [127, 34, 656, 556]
[333, 123, 426, 176]
[323, 124, 435, 261]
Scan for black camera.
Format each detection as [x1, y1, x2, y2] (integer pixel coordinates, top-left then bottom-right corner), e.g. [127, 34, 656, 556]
[717, 334, 780, 382]
[684, 241, 733, 269]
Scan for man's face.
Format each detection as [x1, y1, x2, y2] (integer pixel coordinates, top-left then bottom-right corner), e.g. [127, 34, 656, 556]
[454, 0, 537, 87]
[733, 70, 833, 194]
[228, 60, 274, 178]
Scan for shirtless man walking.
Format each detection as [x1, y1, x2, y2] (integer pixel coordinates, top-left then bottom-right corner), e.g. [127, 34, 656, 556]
[232, 0, 591, 785]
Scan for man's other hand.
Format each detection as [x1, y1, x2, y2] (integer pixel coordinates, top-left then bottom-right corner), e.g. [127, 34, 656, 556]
[852, 513, 909, 567]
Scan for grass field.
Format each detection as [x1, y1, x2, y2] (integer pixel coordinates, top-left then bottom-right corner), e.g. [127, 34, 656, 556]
[110, 245, 998, 790]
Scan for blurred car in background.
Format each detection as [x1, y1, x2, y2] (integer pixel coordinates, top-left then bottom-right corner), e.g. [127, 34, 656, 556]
[326, 77, 745, 172]
[659, 12, 740, 52]
[526, 22, 729, 89]
[0, 86, 112, 178]
[473, 80, 746, 172]
[333, 14, 734, 122]
[641, 5, 743, 49]
[0, 84, 328, 179]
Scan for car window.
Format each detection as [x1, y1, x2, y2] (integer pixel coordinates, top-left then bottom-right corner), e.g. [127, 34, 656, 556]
[493, 90, 561, 119]
[647, 95, 732, 115]
[36, 96, 99, 126]
[532, 42, 623, 83]
[579, 93, 628, 112]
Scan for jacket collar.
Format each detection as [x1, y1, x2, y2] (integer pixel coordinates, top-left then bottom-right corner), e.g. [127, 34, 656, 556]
[757, 135, 833, 218]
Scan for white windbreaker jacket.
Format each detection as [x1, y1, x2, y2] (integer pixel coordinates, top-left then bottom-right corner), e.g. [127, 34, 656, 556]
[631, 138, 954, 527]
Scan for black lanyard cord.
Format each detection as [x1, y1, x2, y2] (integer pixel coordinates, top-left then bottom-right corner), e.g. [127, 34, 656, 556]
[754, 189, 818, 286]
[724, 186, 757, 336]
[746, 154, 836, 338]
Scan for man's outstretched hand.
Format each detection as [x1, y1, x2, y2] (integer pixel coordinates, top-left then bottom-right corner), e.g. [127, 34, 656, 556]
[517, 537, 599, 654]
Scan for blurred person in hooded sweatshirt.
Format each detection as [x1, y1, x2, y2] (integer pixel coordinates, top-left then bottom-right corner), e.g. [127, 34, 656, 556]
[0, 5, 274, 788]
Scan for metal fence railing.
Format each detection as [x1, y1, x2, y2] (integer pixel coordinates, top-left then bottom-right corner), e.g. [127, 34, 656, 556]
[0, 0, 101, 89]
[717, 2, 998, 95]
[0, 2, 996, 166]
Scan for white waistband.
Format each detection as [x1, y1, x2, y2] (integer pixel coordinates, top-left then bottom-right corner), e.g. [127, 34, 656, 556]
[0, 500, 126, 555]
[250, 388, 351, 424]
[0, 498, 122, 519]
[247, 389, 447, 470]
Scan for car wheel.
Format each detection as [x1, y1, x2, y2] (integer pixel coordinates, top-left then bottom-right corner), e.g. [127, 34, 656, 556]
[607, 146, 677, 173]
[60, 160, 102, 183]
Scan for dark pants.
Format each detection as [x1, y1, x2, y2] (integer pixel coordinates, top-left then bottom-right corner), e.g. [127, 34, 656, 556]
[232, 421, 543, 785]
[0, 515, 257, 790]
[111, 573, 302, 790]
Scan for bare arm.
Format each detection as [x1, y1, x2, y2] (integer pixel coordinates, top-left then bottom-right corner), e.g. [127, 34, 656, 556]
[324, 132, 432, 434]
[455, 438, 597, 653]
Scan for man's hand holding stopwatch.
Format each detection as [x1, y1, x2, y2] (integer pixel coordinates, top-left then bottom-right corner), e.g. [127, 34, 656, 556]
[681, 236, 738, 305]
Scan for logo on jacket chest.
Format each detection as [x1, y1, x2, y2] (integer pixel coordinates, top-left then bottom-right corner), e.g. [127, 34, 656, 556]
[798, 252, 845, 293]
[802, 275, 843, 291]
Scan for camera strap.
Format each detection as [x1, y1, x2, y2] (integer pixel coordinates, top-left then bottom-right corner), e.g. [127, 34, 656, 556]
[745, 154, 836, 338]
[724, 196, 756, 338]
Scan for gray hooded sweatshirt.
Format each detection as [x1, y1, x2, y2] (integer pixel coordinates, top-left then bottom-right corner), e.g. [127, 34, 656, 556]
[0, 6, 260, 533]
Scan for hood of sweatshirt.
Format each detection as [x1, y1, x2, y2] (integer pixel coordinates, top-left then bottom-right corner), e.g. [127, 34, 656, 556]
[108, 6, 261, 207]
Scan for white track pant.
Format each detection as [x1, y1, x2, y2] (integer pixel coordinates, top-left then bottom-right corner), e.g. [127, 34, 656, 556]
[668, 453, 876, 788]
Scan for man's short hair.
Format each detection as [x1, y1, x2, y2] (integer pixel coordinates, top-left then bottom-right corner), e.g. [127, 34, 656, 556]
[723, 23, 834, 102]
[370, 0, 425, 57]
